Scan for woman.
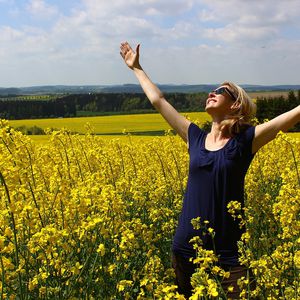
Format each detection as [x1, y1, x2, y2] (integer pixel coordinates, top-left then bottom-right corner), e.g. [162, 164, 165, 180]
[119, 42, 300, 298]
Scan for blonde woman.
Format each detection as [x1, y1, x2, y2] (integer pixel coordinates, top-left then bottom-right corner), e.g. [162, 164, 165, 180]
[120, 42, 300, 298]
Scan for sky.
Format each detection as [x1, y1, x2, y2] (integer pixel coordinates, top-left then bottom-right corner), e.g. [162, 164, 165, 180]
[0, 0, 300, 87]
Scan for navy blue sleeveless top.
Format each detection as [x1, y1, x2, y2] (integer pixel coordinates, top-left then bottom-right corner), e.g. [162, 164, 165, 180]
[172, 122, 256, 266]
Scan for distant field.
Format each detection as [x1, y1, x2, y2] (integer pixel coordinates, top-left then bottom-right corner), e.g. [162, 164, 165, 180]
[29, 134, 163, 144]
[9, 112, 210, 135]
[290, 132, 300, 139]
[0, 94, 60, 101]
[28, 131, 300, 145]
[8, 112, 300, 143]
[248, 91, 291, 99]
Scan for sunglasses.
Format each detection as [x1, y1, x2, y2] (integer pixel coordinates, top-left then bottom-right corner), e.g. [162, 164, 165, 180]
[211, 87, 236, 101]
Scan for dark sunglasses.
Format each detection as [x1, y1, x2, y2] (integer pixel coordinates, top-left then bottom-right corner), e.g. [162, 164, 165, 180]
[212, 87, 236, 101]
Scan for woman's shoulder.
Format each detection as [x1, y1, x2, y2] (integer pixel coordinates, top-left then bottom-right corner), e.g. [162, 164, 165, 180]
[230, 124, 256, 158]
[187, 122, 206, 148]
[188, 122, 206, 138]
[235, 124, 255, 140]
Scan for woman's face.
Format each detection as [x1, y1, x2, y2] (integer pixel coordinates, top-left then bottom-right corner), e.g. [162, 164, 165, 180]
[205, 86, 236, 116]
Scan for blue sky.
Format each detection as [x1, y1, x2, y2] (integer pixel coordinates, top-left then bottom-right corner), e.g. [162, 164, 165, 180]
[0, 0, 299, 87]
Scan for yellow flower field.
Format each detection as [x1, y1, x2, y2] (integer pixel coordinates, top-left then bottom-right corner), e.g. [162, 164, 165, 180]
[0, 119, 299, 299]
[9, 112, 210, 135]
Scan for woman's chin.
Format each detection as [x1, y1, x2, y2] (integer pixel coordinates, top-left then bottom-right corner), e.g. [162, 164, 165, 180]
[205, 106, 214, 115]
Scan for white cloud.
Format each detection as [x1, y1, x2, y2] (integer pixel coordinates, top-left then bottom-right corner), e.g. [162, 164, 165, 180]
[0, 26, 23, 42]
[0, 0, 299, 86]
[203, 25, 278, 44]
[81, 0, 196, 17]
[26, 0, 58, 19]
[196, 0, 300, 44]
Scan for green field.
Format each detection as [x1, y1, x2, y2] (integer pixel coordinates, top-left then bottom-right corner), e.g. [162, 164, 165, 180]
[0, 94, 61, 101]
[9, 112, 211, 135]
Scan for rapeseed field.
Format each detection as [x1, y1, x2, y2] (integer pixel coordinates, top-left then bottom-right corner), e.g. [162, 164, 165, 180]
[9, 112, 210, 135]
[0, 119, 299, 299]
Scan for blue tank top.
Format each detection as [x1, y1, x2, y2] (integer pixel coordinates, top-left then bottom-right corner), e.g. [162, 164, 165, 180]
[172, 122, 256, 266]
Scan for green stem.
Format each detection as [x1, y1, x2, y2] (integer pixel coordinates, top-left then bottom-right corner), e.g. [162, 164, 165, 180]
[0, 171, 24, 300]
[0, 255, 5, 300]
[28, 182, 44, 228]
[281, 136, 300, 186]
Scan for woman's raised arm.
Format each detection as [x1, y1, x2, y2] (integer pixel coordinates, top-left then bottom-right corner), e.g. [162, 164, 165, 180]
[252, 105, 300, 153]
[120, 42, 191, 142]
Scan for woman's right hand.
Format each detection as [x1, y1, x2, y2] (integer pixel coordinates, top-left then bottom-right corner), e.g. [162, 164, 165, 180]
[120, 42, 141, 70]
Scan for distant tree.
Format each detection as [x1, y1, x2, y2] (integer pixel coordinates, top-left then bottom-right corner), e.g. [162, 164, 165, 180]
[288, 90, 297, 103]
[201, 120, 212, 133]
[15, 125, 45, 135]
[121, 97, 141, 111]
[256, 91, 300, 131]
[84, 101, 98, 112]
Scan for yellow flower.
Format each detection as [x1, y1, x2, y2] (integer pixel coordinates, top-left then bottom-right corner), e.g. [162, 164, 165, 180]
[207, 279, 218, 297]
[294, 250, 300, 269]
[0, 121, 299, 299]
[227, 285, 234, 292]
[190, 286, 205, 299]
[97, 243, 105, 256]
[70, 262, 83, 275]
[28, 276, 39, 291]
[117, 280, 133, 292]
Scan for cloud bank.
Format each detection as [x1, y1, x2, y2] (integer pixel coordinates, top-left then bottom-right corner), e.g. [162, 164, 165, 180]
[0, 0, 299, 86]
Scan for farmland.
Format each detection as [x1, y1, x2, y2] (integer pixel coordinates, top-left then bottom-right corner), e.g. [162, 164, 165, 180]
[1, 108, 300, 299]
[0, 121, 299, 299]
[8, 112, 300, 144]
[9, 112, 211, 135]
[27, 130, 300, 144]
[247, 90, 292, 99]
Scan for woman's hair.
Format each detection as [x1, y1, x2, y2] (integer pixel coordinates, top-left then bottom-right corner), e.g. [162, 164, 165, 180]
[220, 81, 257, 136]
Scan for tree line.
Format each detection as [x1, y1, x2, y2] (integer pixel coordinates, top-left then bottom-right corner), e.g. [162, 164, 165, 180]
[256, 90, 300, 131]
[0, 93, 207, 119]
[0, 98, 76, 119]
[0, 91, 299, 130]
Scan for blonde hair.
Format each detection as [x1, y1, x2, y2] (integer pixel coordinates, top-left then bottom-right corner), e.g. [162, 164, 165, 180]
[220, 81, 256, 136]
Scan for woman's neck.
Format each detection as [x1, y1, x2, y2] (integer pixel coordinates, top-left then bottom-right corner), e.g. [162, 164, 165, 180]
[209, 121, 229, 141]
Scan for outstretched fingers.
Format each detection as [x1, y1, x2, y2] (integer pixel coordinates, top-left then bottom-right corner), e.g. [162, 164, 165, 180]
[119, 42, 126, 58]
[120, 41, 141, 69]
[135, 43, 140, 57]
[120, 41, 133, 58]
